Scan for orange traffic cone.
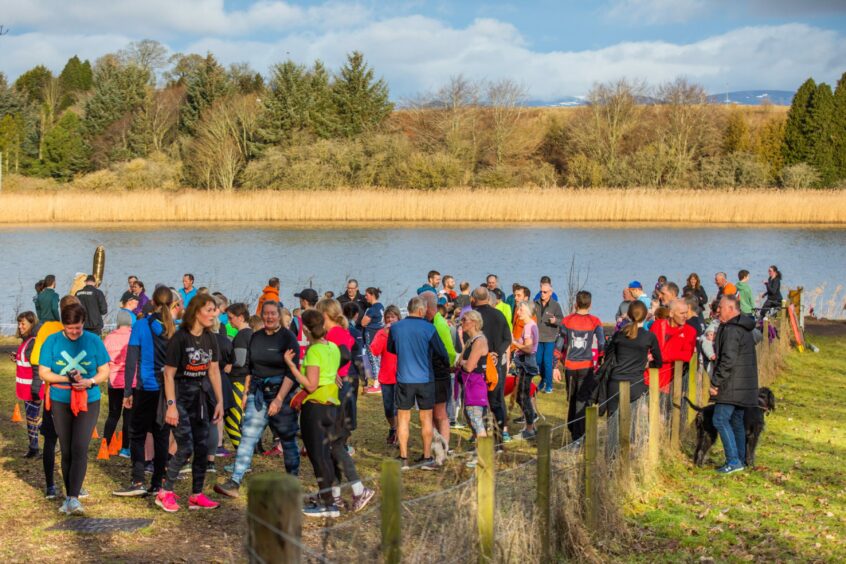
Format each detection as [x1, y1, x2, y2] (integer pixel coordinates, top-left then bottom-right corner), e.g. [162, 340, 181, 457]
[92, 427, 99, 439]
[97, 438, 110, 460]
[11, 403, 23, 423]
[109, 433, 121, 456]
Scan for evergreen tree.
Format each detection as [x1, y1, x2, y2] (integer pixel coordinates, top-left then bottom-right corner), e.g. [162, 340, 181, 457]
[179, 53, 230, 136]
[331, 51, 392, 138]
[722, 111, 751, 154]
[782, 78, 816, 166]
[806, 83, 837, 186]
[13, 65, 53, 105]
[42, 111, 88, 181]
[834, 72, 846, 181]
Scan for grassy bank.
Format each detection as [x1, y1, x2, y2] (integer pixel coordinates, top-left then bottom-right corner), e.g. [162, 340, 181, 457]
[625, 334, 846, 562]
[2, 187, 846, 224]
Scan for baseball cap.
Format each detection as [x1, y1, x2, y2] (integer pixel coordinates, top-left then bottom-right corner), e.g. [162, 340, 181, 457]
[294, 288, 319, 304]
[628, 281, 643, 289]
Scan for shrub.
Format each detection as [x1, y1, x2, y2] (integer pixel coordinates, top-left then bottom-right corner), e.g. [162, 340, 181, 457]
[781, 163, 821, 189]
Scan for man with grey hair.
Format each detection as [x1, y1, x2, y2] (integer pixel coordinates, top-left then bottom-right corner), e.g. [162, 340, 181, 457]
[711, 295, 758, 474]
[471, 286, 512, 445]
[420, 292, 457, 449]
[388, 295, 449, 470]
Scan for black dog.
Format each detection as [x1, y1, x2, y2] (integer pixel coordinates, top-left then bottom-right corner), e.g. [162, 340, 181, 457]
[685, 387, 776, 467]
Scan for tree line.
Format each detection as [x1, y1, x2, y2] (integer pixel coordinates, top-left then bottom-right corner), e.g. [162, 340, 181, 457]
[0, 39, 843, 190]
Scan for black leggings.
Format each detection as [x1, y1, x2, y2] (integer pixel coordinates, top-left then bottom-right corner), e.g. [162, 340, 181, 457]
[300, 402, 338, 506]
[164, 381, 210, 494]
[103, 387, 132, 449]
[40, 406, 58, 488]
[51, 400, 100, 498]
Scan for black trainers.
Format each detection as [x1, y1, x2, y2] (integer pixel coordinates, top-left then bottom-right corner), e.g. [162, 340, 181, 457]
[213, 478, 241, 499]
[112, 482, 148, 497]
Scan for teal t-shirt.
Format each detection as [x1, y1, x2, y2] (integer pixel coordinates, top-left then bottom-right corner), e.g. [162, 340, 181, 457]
[40, 331, 110, 403]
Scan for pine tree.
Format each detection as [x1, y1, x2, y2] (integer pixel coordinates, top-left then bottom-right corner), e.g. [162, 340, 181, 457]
[782, 78, 816, 166]
[806, 83, 837, 186]
[42, 111, 89, 181]
[331, 51, 393, 138]
[722, 111, 751, 154]
[833, 72, 846, 181]
[179, 53, 230, 136]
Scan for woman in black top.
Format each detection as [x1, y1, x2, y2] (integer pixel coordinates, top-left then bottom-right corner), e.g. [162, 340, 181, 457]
[605, 301, 662, 416]
[214, 300, 300, 499]
[761, 265, 783, 313]
[683, 273, 708, 315]
[157, 294, 223, 513]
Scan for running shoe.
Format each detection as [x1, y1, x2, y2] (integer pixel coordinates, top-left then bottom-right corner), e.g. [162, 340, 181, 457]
[520, 429, 537, 440]
[118, 448, 131, 459]
[45, 485, 58, 500]
[415, 456, 436, 471]
[302, 501, 340, 518]
[501, 432, 513, 443]
[189, 493, 220, 510]
[364, 385, 382, 395]
[213, 479, 241, 499]
[216, 446, 232, 458]
[155, 489, 180, 513]
[67, 497, 84, 515]
[77, 488, 89, 499]
[113, 482, 148, 497]
[716, 463, 744, 475]
[352, 488, 375, 512]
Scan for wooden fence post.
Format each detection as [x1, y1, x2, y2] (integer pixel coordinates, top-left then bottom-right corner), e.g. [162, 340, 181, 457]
[687, 352, 698, 427]
[381, 459, 402, 564]
[648, 367, 661, 469]
[476, 435, 495, 564]
[247, 473, 302, 564]
[584, 405, 598, 531]
[536, 423, 551, 562]
[670, 361, 683, 450]
[618, 381, 631, 477]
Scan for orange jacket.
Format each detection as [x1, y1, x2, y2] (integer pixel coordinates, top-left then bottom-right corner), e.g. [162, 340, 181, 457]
[256, 286, 280, 315]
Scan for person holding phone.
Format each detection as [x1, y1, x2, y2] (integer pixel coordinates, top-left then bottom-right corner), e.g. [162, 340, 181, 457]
[38, 302, 111, 516]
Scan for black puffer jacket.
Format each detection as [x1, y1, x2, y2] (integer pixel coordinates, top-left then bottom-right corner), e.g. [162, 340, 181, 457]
[712, 314, 759, 407]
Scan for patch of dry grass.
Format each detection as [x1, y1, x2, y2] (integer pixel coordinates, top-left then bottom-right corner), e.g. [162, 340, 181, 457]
[2, 187, 846, 224]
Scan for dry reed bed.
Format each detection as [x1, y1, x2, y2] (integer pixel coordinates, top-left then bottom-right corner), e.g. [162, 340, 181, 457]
[2, 188, 846, 224]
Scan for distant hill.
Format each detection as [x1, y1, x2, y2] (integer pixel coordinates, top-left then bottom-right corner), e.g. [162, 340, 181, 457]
[707, 90, 795, 106]
[526, 89, 795, 107]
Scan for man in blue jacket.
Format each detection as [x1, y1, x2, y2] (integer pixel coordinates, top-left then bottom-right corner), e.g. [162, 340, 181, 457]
[388, 295, 449, 470]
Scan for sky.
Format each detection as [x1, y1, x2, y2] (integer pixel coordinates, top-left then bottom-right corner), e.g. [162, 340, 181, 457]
[1, 0, 845, 100]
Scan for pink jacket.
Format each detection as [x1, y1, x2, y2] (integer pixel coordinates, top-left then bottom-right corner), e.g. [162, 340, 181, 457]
[104, 326, 133, 389]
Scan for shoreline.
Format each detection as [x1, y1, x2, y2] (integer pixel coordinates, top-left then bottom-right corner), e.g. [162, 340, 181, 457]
[2, 187, 846, 225]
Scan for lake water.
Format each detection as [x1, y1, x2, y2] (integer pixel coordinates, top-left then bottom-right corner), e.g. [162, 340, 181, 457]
[1, 224, 845, 331]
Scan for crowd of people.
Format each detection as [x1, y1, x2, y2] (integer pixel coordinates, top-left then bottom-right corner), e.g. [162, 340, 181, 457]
[9, 265, 783, 516]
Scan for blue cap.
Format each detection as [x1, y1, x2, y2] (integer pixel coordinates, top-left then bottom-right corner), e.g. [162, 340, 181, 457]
[628, 280, 643, 289]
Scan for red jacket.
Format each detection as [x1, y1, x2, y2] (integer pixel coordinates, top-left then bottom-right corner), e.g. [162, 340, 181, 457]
[648, 319, 697, 391]
[370, 328, 397, 385]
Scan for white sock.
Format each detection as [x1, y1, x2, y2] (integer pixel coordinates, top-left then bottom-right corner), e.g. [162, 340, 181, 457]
[351, 482, 364, 497]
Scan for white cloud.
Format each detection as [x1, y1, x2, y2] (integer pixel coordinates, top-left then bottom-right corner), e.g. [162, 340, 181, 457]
[0, 4, 844, 100]
[606, 0, 708, 24]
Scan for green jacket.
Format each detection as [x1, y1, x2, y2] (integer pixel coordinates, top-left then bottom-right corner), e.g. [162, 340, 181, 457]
[36, 287, 60, 322]
[736, 281, 754, 315]
[433, 312, 457, 366]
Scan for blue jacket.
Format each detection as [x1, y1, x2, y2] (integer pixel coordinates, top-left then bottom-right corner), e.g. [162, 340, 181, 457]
[123, 313, 168, 397]
[387, 316, 448, 385]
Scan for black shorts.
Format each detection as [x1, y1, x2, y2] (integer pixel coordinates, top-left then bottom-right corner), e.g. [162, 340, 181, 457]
[434, 378, 450, 404]
[396, 382, 435, 411]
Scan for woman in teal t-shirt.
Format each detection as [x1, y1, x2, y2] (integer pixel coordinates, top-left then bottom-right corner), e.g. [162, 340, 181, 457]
[39, 302, 110, 516]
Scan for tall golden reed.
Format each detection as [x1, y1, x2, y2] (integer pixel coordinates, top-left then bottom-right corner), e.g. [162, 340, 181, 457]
[1, 188, 845, 224]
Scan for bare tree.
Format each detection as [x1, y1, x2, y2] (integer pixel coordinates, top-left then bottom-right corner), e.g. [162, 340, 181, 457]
[656, 77, 712, 183]
[485, 78, 528, 166]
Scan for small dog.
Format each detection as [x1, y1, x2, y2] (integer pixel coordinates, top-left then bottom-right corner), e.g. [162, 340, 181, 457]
[686, 387, 776, 467]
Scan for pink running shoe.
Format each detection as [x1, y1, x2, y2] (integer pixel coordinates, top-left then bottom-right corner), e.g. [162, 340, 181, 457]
[364, 385, 382, 395]
[155, 490, 180, 513]
[189, 493, 220, 510]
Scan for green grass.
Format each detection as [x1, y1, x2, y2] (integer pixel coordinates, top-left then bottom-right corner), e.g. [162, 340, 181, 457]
[624, 335, 846, 562]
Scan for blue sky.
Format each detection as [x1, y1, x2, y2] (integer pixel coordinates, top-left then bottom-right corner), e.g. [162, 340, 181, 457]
[1, 0, 845, 99]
